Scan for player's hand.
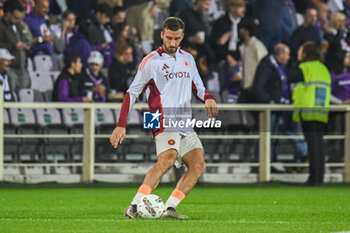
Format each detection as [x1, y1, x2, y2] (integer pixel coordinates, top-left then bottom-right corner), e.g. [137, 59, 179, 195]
[205, 99, 218, 118]
[110, 127, 126, 148]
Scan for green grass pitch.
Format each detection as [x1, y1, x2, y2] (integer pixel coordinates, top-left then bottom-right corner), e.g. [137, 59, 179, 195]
[0, 183, 350, 233]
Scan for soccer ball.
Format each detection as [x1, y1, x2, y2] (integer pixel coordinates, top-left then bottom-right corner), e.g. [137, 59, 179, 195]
[137, 194, 165, 218]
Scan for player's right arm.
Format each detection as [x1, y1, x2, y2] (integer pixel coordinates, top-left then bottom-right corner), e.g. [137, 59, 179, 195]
[110, 127, 126, 148]
[110, 53, 155, 148]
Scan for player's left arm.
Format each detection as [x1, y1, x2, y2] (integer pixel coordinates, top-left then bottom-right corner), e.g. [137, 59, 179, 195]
[190, 56, 218, 118]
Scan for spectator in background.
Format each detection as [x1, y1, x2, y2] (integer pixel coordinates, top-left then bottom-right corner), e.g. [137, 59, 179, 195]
[316, 2, 330, 40]
[324, 12, 348, 50]
[17, 0, 33, 15]
[0, 48, 15, 102]
[170, 0, 192, 17]
[126, 1, 158, 54]
[53, 52, 91, 102]
[114, 22, 138, 62]
[88, 3, 114, 67]
[323, 12, 349, 69]
[114, 23, 132, 46]
[325, 49, 350, 163]
[281, 0, 299, 43]
[24, 0, 54, 56]
[289, 5, 320, 60]
[111, 6, 126, 27]
[326, 50, 350, 105]
[81, 51, 110, 102]
[238, 19, 268, 102]
[109, 41, 136, 94]
[287, 41, 331, 186]
[252, 43, 290, 104]
[50, 10, 76, 48]
[179, 0, 212, 61]
[0, 0, 32, 92]
[256, 0, 285, 50]
[252, 43, 291, 162]
[65, 20, 92, 68]
[251, 43, 307, 164]
[210, 0, 246, 64]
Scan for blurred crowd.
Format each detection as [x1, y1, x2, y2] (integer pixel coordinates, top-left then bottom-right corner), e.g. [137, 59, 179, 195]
[0, 0, 349, 168]
[0, 0, 349, 107]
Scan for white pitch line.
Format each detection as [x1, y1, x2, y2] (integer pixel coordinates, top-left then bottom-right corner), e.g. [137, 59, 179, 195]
[0, 218, 347, 225]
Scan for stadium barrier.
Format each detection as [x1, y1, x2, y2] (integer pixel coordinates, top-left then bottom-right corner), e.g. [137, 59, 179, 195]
[1, 86, 350, 183]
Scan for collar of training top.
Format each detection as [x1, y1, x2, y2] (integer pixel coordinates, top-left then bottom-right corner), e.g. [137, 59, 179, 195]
[156, 46, 184, 59]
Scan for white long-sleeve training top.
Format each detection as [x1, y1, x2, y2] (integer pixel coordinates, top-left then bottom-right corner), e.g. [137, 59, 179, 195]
[117, 46, 215, 136]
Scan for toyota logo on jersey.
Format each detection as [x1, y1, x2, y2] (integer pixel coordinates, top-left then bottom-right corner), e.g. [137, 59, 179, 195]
[164, 71, 190, 81]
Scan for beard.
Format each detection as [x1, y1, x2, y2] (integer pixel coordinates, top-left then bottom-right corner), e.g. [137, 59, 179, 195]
[307, 21, 317, 27]
[164, 44, 178, 54]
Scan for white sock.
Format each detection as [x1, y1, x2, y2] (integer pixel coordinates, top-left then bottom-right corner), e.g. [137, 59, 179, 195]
[131, 193, 145, 205]
[165, 196, 181, 209]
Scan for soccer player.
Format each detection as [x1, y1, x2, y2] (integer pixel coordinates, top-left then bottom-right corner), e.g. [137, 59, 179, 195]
[110, 17, 218, 219]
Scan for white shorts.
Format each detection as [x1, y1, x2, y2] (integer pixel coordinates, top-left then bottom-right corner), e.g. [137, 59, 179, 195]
[154, 132, 203, 167]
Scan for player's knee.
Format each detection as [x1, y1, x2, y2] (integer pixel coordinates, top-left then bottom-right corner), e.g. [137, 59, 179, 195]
[190, 161, 206, 176]
[197, 161, 206, 174]
[157, 159, 174, 173]
[157, 149, 177, 173]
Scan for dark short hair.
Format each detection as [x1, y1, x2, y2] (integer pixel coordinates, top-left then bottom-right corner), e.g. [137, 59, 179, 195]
[3, 0, 25, 14]
[238, 19, 257, 37]
[162, 17, 185, 32]
[95, 3, 113, 19]
[64, 52, 81, 68]
[301, 41, 321, 62]
[303, 4, 317, 15]
[113, 6, 126, 15]
[326, 49, 347, 75]
[62, 10, 75, 20]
